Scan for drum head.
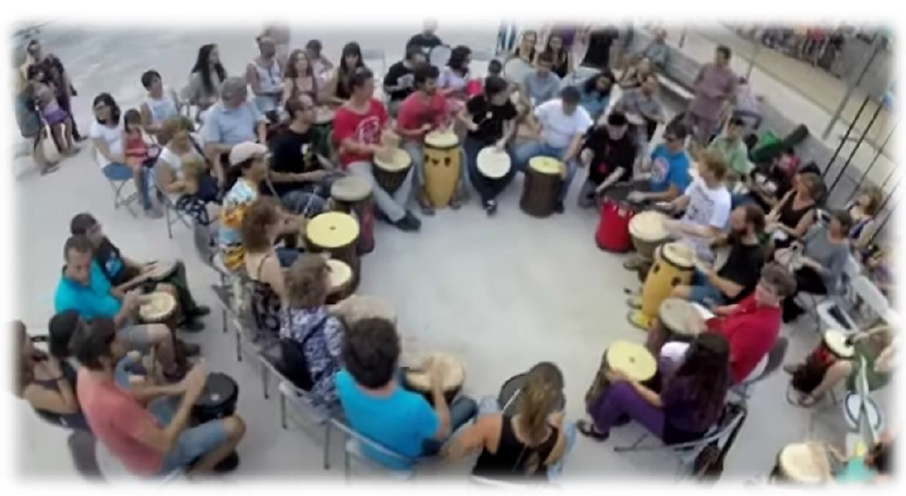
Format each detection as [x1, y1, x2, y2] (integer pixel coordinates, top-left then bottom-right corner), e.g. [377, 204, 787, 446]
[476, 147, 511, 179]
[662, 242, 695, 268]
[195, 373, 238, 409]
[823, 330, 855, 358]
[145, 259, 178, 280]
[503, 57, 534, 84]
[778, 443, 831, 484]
[315, 107, 335, 124]
[659, 298, 699, 336]
[330, 294, 397, 326]
[528, 156, 563, 176]
[628, 210, 669, 242]
[606, 341, 656, 382]
[425, 130, 458, 148]
[428, 44, 452, 68]
[138, 292, 177, 321]
[307, 212, 360, 249]
[374, 148, 411, 172]
[405, 352, 465, 392]
[327, 259, 353, 292]
[331, 176, 372, 202]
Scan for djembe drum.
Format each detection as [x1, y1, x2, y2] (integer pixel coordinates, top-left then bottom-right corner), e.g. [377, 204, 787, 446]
[596, 197, 638, 253]
[330, 176, 375, 255]
[304, 212, 361, 290]
[629, 242, 695, 330]
[646, 298, 703, 355]
[520, 156, 563, 218]
[584, 340, 657, 410]
[328, 294, 397, 327]
[192, 372, 240, 471]
[424, 131, 462, 209]
[770, 442, 832, 484]
[326, 259, 354, 304]
[138, 292, 179, 329]
[404, 352, 465, 407]
[373, 148, 412, 194]
[628, 210, 670, 261]
[476, 146, 512, 184]
[144, 259, 179, 282]
[788, 329, 855, 396]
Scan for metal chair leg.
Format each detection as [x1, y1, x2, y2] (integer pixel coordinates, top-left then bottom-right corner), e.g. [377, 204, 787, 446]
[236, 328, 242, 362]
[323, 424, 331, 470]
[222, 308, 227, 334]
[344, 443, 351, 482]
[280, 393, 287, 429]
[262, 364, 270, 400]
[165, 201, 174, 239]
[614, 433, 649, 452]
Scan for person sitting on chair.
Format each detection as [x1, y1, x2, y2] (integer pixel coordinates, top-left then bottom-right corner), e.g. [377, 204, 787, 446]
[156, 116, 221, 226]
[764, 170, 824, 252]
[279, 255, 346, 410]
[138, 70, 183, 140]
[608, 121, 691, 207]
[201, 77, 269, 187]
[322, 42, 365, 107]
[670, 204, 766, 307]
[69, 212, 209, 332]
[54, 235, 187, 381]
[521, 52, 562, 107]
[384, 44, 428, 118]
[13, 319, 88, 431]
[576, 70, 616, 123]
[578, 332, 731, 444]
[336, 317, 478, 470]
[705, 117, 750, 184]
[636, 28, 669, 71]
[306, 40, 334, 85]
[577, 112, 637, 208]
[281, 49, 319, 108]
[612, 73, 665, 157]
[827, 431, 894, 483]
[846, 185, 883, 255]
[187, 44, 227, 120]
[617, 57, 654, 90]
[438, 46, 472, 108]
[447, 362, 569, 481]
[72, 318, 246, 477]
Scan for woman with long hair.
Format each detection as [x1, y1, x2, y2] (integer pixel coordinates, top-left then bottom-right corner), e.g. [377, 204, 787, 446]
[847, 185, 883, 253]
[539, 33, 571, 79]
[618, 56, 653, 90]
[766, 171, 824, 251]
[188, 44, 227, 114]
[323, 42, 365, 106]
[579, 333, 731, 444]
[510, 30, 538, 64]
[447, 362, 568, 480]
[282, 49, 319, 106]
[241, 197, 287, 336]
[577, 69, 615, 122]
[438, 45, 472, 103]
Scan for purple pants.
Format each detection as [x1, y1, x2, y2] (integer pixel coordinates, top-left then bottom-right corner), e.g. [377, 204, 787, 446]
[588, 381, 665, 438]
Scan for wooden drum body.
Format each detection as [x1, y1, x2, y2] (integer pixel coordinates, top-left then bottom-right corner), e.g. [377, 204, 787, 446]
[424, 131, 462, 209]
[373, 148, 412, 194]
[331, 176, 375, 255]
[630, 243, 694, 330]
[404, 352, 465, 407]
[647, 298, 702, 355]
[629, 210, 669, 261]
[305, 212, 361, 291]
[520, 157, 563, 218]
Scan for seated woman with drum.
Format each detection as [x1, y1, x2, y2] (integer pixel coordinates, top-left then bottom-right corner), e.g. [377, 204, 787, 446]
[846, 185, 883, 256]
[447, 362, 572, 482]
[240, 197, 292, 337]
[279, 255, 346, 410]
[765, 171, 824, 252]
[785, 326, 894, 408]
[70, 212, 209, 332]
[578, 333, 731, 444]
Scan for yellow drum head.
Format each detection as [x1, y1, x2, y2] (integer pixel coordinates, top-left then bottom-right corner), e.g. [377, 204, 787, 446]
[331, 176, 372, 202]
[528, 156, 563, 176]
[823, 330, 855, 358]
[405, 352, 465, 391]
[606, 340, 657, 382]
[629, 211, 669, 242]
[374, 148, 412, 172]
[327, 259, 353, 291]
[662, 242, 695, 268]
[307, 212, 360, 249]
[425, 131, 458, 148]
[476, 147, 511, 179]
[139, 292, 177, 321]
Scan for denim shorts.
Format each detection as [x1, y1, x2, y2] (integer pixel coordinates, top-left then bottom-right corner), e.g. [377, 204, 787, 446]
[687, 269, 726, 306]
[117, 324, 153, 353]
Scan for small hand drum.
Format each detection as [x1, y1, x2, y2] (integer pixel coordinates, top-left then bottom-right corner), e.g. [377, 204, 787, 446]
[605, 340, 657, 383]
[823, 330, 855, 358]
[138, 292, 178, 324]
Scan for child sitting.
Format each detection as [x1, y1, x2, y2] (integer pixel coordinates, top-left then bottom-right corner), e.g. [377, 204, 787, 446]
[123, 109, 160, 169]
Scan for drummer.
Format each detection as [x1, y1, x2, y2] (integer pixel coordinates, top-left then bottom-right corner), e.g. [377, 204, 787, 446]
[460, 75, 519, 215]
[397, 64, 463, 214]
[578, 333, 731, 444]
[612, 73, 665, 155]
[512, 86, 594, 214]
[267, 95, 337, 215]
[336, 317, 477, 469]
[71, 319, 247, 477]
[576, 112, 638, 208]
[69, 213, 209, 332]
[333, 67, 422, 232]
[383, 44, 428, 118]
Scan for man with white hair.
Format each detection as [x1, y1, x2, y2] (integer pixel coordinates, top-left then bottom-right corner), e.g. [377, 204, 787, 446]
[202, 77, 268, 186]
[407, 19, 443, 56]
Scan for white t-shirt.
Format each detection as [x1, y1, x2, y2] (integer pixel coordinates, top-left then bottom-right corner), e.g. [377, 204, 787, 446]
[158, 146, 187, 181]
[534, 99, 593, 149]
[680, 177, 732, 262]
[89, 120, 125, 164]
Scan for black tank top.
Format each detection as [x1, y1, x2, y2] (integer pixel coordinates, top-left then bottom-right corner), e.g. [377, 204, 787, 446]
[779, 194, 815, 231]
[471, 415, 559, 480]
[31, 361, 90, 431]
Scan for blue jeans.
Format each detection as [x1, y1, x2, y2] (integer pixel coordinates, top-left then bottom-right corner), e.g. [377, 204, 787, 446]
[276, 247, 301, 268]
[281, 190, 327, 217]
[512, 141, 579, 204]
[396, 369, 478, 457]
[103, 162, 154, 210]
[687, 269, 726, 306]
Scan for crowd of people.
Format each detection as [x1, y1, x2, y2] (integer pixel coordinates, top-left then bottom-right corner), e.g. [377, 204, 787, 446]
[11, 21, 897, 484]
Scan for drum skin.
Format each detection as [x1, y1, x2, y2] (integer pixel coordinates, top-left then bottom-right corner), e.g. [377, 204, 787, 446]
[424, 133, 462, 209]
[629, 210, 669, 260]
[596, 198, 635, 253]
[305, 212, 362, 291]
[373, 149, 412, 193]
[646, 298, 700, 355]
[640, 244, 694, 318]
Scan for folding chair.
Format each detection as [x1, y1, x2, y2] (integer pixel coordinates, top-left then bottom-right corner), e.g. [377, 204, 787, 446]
[158, 182, 194, 239]
[330, 419, 417, 481]
[731, 337, 788, 400]
[267, 364, 336, 470]
[361, 48, 387, 78]
[94, 148, 139, 216]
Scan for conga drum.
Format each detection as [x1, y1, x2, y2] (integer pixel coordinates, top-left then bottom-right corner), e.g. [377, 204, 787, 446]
[403, 352, 465, 407]
[192, 372, 240, 471]
[770, 443, 831, 484]
[138, 292, 179, 329]
[584, 340, 657, 410]
[304, 212, 361, 290]
[498, 373, 566, 416]
[646, 298, 702, 355]
[520, 156, 563, 218]
[628, 210, 669, 261]
[330, 176, 375, 255]
[629, 242, 695, 330]
[325, 259, 354, 305]
[424, 131, 462, 209]
[596, 198, 636, 253]
[373, 148, 412, 194]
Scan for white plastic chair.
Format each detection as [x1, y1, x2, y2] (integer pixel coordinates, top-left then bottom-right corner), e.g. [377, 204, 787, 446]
[330, 419, 416, 481]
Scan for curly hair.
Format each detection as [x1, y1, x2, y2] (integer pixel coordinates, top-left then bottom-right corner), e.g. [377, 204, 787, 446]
[239, 197, 280, 254]
[284, 254, 330, 310]
[341, 317, 400, 389]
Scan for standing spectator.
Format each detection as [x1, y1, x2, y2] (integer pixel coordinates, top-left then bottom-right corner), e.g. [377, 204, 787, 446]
[26, 65, 78, 159]
[24, 39, 83, 141]
[187, 44, 227, 120]
[383, 44, 428, 118]
[246, 35, 283, 116]
[261, 24, 291, 71]
[407, 19, 443, 55]
[687, 46, 738, 145]
[581, 25, 620, 70]
[13, 55, 56, 174]
[731, 77, 762, 131]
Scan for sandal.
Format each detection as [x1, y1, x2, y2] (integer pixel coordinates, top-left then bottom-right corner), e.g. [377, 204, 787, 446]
[577, 420, 610, 441]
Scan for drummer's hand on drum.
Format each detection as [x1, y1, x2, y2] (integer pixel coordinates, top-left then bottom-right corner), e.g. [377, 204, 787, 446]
[466, 121, 479, 133]
[604, 367, 629, 383]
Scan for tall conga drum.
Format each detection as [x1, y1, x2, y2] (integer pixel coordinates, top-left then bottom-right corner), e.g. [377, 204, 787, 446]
[584, 340, 657, 410]
[629, 242, 695, 330]
[304, 212, 361, 290]
[424, 131, 462, 209]
[331, 176, 375, 255]
[646, 298, 703, 355]
[596, 198, 636, 253]
[373, 148, 412, 194]
[403, 352, 465, 407]
[520, 156, 563, 218]
[629, 210, 669, 261]
[325, 259, 354, 304]
[770, 443, 832, 484]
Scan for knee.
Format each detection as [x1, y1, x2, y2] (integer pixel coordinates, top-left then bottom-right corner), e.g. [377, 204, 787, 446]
[147, 324, 173, 342]
[223, 415, 247, 441]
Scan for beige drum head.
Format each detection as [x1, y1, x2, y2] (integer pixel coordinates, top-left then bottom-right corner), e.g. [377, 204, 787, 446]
[327, 259, 353, 291]
[528, 156, 563, 176]
[476, 147, 511, 179]
[425, 131, 458, 148]
[629, 210, 669, 242]
[659, 298, 700, 336]
[331, 176, 372, 202]
[329, 294, 397, 326]
[662, 242, 695, 269]
[374, 148, 412, 172]
[824, 330, 855, 358]
[779, 443, 831, 484]
[139, 292, 177, 321]
[405, 352, 465, 391]
[606, 341, 657, 382]
[145, 259, 178, 280]
[315, 107, 335, 124]
[307, 212, 360, 249]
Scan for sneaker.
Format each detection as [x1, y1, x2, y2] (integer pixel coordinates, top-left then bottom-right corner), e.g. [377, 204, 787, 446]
[394, 212, 421, 232]
[420, 202, 435, 216]
[213, 452, 240, 473]
[484, 200, 498, 217]
[554, 202, 565, 214]
[190, 305, 211, 318]
[179, 340, 202, 357]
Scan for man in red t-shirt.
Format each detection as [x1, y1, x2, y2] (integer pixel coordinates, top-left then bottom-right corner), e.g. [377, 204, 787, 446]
[396, 64, 459, 215]
[73, 318, 246, 477]
[333, 67, 421, 231]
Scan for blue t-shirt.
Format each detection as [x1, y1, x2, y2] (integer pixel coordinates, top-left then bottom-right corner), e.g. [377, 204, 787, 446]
[54, 261, 122, 320]
[649, 143, 691, 193]
[335, 369, 439, 470]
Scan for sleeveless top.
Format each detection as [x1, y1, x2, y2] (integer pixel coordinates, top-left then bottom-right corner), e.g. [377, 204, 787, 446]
[249, 253, 282, 336]
[779, 194, 815, 232]
[30, 361, 90, 431]
[472, 415, 559, 480]
[548, 51, 569, 79]
[145, 91, 179, 125]
[252, 59, 283, 112]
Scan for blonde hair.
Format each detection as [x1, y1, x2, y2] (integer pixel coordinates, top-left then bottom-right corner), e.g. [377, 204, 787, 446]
[285, 255, 330, 309]
[516, 362, 563, 474]
[699, 149, 729, 181]
[160, 115, 194, 146]
[181, 153, 207, 178]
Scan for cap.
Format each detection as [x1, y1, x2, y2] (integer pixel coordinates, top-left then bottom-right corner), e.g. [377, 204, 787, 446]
[228, 142, 268, 166]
